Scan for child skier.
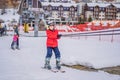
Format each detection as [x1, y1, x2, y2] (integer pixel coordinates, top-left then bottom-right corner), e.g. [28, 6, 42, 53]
[11, 33, 19, 50]
[44, 23, 62, 70]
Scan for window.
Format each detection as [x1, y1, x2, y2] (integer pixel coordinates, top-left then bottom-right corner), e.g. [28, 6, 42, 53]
[67, 7, 69, 10]
[58, 7, 61, 10]
[90, 7, 93, 10]
[52, 6, 55, 9]
[61, 8, 63, 11]
[109, 6, 112, 9]
[58, 7, 63, 11]
[102, 8, 104, 10]
[64, 7, 67, 10]
[72, 8, 74, 11]
[43, 6, 47, 10]
[49, 7, 52, 10]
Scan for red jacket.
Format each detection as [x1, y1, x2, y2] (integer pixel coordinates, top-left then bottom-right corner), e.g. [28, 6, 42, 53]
[46, 29, 59, 47]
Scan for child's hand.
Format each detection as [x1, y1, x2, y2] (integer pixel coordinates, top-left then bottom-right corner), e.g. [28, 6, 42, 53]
[57, 34, 62, 39]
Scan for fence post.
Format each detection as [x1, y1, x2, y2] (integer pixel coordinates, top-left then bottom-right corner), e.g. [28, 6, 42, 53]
[111, 28, 114, 42]
[99, 31, 101, 41]
[85, 35, 87, 40]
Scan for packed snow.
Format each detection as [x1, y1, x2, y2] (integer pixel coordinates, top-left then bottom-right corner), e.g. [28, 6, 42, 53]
[0, 31, 120, 80]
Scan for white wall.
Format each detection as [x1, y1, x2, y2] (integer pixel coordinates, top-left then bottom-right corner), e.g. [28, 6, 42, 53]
[77, 2, 85, 15]
[52, 11, 58, 18]
[116, 0, 120, 2]
[86, 11, 93, 19]
[99, 11, 105, 20]
[116, 12, 120, 20]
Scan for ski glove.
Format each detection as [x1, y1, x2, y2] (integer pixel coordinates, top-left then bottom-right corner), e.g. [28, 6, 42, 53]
[57, 34, 62, 39]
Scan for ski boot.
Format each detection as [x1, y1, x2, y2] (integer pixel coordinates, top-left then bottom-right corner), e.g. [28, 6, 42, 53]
[56, 59, 61, 70]
[16, 46, 20, 50]
[44, 58, 51, 70]
[11, 47, 15, 50]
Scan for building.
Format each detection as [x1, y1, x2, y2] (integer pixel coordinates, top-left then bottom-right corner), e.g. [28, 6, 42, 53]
[40, 0, 78, 24]
[41, 1, 78, 24]
[115, 0, 120, 3]
[18, 0, 78, 25]
[83, 3, 120, 20]
[89, 0, 120, 3]
[114, 4, 120, 20]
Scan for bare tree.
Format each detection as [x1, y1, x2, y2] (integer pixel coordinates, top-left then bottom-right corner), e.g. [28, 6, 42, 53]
[11, 0, 19, 9]
[0, 0, 8, 15]
[10, 0, 19, 15]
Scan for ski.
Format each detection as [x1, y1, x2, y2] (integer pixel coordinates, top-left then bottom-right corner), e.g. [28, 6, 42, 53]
[11, 47, 15, 50]
[54, 69, 66, 73]
[11, 48, 20, 50]
[59, 70, 66, 73]
[50, 69, 58, 73]
[16, 48, 20, 50]
[41, 67, 66, 73]
[41, 67, 58, 73]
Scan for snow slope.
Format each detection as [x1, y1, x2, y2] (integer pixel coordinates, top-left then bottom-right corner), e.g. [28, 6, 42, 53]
[0, 9, 20, 22]
[0, 33, 120, 80]
[0, 8, 120, 80]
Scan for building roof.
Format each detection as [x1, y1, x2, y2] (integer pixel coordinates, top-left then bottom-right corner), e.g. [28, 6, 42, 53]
[113, 4, 120, 8]
[87, 2, 120, 9]
[41, 2, 77, 7]
[87, 2, 110, 7]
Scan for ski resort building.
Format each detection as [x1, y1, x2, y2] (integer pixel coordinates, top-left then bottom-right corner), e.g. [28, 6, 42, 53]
[18, 0, 78, 26]
[83, 2, 120, 20]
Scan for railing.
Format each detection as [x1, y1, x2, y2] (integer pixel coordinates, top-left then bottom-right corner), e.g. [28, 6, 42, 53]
[17, 27, 120, 43]
[62, 28, 120, 43]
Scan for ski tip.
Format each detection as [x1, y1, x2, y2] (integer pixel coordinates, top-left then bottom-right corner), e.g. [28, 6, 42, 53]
[11, 48, 15, 50]
[59, 70, 66, 73]
[41, 67, 58, 73]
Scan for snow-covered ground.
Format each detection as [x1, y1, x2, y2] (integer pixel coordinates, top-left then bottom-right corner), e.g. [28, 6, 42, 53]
[0, 31, 120, 80]
[0, 9, 20, 22]
[0, 8, 120, 80]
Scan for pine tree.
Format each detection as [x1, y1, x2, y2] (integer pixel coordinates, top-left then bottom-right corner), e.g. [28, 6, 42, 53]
[88, 16, 92, 22]
[78, 17, 81, 24]
[78, 16, 85, 24]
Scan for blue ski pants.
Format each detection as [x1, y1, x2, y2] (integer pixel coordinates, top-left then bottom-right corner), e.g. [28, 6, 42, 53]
[46, 47, 61, 60]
